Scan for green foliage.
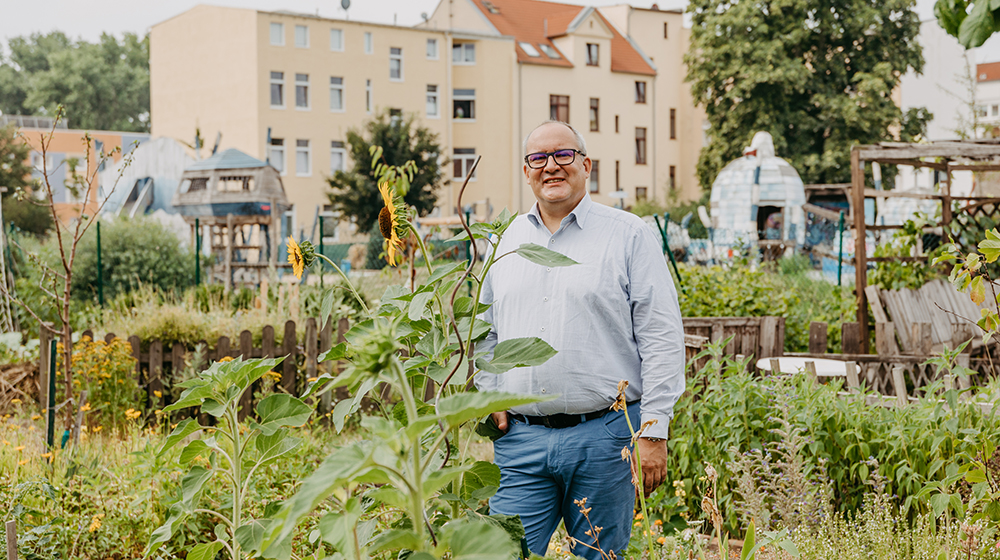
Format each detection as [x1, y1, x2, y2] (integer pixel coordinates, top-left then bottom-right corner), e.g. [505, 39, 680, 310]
[4, 196, 53, 237]
[70, 218, 198, 303]
[868, 218, 948, 290]
[327, 109, 445, 232]
[686, 0, 927, 188]
[366, 220, 388, 269]
[0, 32, 149, 132]
[63, 335, 143, 431]
[935, 0, 1000, 49]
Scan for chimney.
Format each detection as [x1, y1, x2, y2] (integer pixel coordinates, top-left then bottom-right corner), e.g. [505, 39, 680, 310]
[544, 18, 548, 36]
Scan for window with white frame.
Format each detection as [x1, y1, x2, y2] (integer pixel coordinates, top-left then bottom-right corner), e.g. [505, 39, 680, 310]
[270, 71, 284, 107]
[519, 42, 540, 57]
[329, 77, 344, 111]
[426, 85, 439, 117]
[589, 160, 600, 193]
[364, 32, 373, 54]
[270, 23, 284, 46]
[453, 88, 475, 120]
[320, 205, 338, 243]
[452, 42, 475, 64]
[586, 43, 599, 66]
[296, 139, 311, 176]
[453, 148, 477, 180]
[390, 47, 403, 80]
[330, 28, 343, 51]
[330, 141, 346, 174]
[295, 73, 309, 109]
[426, 38, 438, 59]
[295, 25, 309, 48]
[269, 138, 285, 174]
[366, 79, 372, 113]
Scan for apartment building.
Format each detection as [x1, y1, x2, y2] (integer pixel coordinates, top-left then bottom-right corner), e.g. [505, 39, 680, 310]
[149, 1, 702, 238]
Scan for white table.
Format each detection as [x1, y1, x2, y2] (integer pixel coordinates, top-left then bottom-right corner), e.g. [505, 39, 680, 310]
[755, 356, 860, 377]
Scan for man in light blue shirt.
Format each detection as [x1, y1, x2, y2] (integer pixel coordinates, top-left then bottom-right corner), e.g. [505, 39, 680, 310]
[477, 121, 686, 559]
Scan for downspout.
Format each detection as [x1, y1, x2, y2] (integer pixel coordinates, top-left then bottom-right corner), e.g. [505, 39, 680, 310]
[518, 60, 523, 212]
[651, 75, 657, 203]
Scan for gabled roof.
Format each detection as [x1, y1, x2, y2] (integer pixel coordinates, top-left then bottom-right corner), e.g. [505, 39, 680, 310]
[185, 148, 270, 172]
[978, 61, 1000, 83]
[468, 0, 655, 75]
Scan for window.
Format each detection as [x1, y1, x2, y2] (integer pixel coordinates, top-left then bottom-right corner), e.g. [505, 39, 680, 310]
[635, 81, 647, 103]
[670, 108, 677, 139]
[636, 187, 647, 201]
[389, 108, 402, 123]
[454, 89, 475, 120]
[427, 38, 439, 59]
[329, 77, 344, 111]
[270, 23, 284, 46]
[330, 28, 344, 51]
[295, 25, 309, 48]
[269, 138, 285, 174]
[320, 205, 338, 243]
[615, 160, 620, 190]
[426, 85, 439, 117]
[453, 42, 475, 64]
[994, 105, 999, 117]
[586, 43, 599, 66]
[270, 71, 284, 107]
[615, 115, 619, 133]
[295, 73, 309, 109]
[589, 160, 599, 193]
[366, 79, 372, 113]
[217, 175, 254, 192]
[539, 43, 560, 58]
[669, 165, 676, 191]
[184, 177, 207, 192]
[453, 148, 477, 180]
[589, 98, 599, 132]
[390, 47, 403, 80]
[550, 95, 569, 123]
[296, 139, 311, 176]
[330, 141, 346, 173]
[635, 128, 647, 164]
[520, 42, 540, 57]
[364, 32, 373, 54]
[664, 22, 669, 38]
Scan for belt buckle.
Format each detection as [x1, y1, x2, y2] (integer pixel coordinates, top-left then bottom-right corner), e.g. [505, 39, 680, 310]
[542, 416, 555, 429]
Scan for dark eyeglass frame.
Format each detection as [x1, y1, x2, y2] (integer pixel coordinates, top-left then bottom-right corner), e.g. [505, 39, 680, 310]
[524, 149, 586, 169]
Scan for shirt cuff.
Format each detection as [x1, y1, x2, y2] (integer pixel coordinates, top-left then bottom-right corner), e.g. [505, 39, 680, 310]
[639, 412, 672, 440]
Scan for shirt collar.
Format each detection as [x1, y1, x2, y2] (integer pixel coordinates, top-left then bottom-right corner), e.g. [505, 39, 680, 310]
[526, 194, 593, 230]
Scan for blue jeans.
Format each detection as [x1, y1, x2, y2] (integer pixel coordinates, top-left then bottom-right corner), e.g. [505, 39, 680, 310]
[489, 402, 640, 560]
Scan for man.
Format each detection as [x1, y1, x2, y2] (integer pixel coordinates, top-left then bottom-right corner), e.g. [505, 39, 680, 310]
[476, 120, 686, 559]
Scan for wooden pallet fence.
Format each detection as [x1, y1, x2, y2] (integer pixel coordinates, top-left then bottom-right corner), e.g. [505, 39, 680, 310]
[681, 316, 785, 359]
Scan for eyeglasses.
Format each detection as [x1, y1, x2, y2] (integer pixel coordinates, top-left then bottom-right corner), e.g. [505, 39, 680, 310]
[524, 149, 585, 169]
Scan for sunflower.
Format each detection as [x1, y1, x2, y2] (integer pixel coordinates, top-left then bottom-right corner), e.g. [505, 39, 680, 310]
[287, 236, 305, 278]
[378, 182, 406, 266]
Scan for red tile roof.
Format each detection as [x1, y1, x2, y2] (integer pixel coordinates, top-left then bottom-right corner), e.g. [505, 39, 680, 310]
[471, 0, 655, 75]
[978, 62, 1000, 83]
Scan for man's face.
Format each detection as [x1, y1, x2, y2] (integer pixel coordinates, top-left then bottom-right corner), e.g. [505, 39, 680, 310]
[523, 123, 591, 209]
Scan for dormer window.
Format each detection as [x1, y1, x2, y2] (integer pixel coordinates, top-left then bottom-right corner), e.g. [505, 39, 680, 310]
[539, 44, 560, 59]
[519, 42, 540, 57]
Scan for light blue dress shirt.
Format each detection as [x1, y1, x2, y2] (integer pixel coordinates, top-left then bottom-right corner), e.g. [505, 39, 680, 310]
[476, 195, 686, 439]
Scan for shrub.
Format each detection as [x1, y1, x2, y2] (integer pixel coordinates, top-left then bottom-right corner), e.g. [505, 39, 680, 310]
[62, 335, 143, 431]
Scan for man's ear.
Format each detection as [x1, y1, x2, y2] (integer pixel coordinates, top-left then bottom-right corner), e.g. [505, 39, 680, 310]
[523, 164, 530, 179]
[583, 156, 592, 174]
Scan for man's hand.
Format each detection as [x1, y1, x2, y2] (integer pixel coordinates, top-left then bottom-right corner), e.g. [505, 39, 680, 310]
[491, 411, 509, 433]
[634, 438, 668, 498]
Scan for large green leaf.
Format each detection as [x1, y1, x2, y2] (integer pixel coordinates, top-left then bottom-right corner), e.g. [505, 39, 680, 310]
[252, 394, 313, 435]
[331, 378, 378, 433]
[475, 337, 557, 374]
[461, 461, 501, 501]
[415, 326, 448, 360]
[261, 442, 374, 554]
[157, 418, 204, 458]
[513, 243, 578, 267]
[958, 0, 998, 48]
[409, 290, 435, 321]
[181, 466, 214, 505]
[179, 440, 210, 464]
[319, 342, 348, 363]
[446, 520, 517, 560]
[144, 507, 188, 556]
[255, 428, 302, 466]
[427, 354, 471, 387]
[187, 541, 224, 560]
[436, 391, 552, 428]
[369, 528, 422, 553]
[426, 261, 468, 286]
[162, 383, 214, 414]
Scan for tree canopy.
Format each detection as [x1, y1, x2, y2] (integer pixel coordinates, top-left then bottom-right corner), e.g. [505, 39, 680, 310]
[0, 124, 52, 235]
[686, 0, 929, 189]
[327, 110, 445, 232]
[0, 32, 149, 132]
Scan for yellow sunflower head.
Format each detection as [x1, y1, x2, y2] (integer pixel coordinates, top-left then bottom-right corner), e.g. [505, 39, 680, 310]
[286, 236, 317, 279]
[377, 182, 407, 267]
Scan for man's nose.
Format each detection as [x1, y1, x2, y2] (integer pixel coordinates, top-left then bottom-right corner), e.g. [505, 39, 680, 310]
[543, 154, 561, 172]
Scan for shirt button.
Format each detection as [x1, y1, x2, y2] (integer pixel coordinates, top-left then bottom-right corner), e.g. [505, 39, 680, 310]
[543, 297, 548, 302]
[541, 388, 547, 393]
[550, 239, 555, 244]
[546, 267, 551, 272]
[540, 327, 546, 332]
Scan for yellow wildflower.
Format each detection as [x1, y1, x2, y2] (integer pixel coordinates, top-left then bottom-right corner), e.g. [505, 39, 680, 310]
[41, 452, 52, 459]
[88, 514, 103, 532]
[2, 440, 8, 445]
[654, 519, 663, 526]
[93, 426, 103, 433]
[125, 408, 142, 420]
[11, 398, 21, 405]
[17, 459, 28, 466]
[657, 536, 666, 545]
[15, 445, 24, 451]
[80, 403, 91, 412]
[31, 414, 41, 420]
[218, 356, 234, 363]
[153, 390, 162, 398]
[634, 513, 643, 520]
[377, 182, 405, 266]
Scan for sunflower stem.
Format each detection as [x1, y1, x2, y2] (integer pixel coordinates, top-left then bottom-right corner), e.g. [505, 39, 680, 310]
[316, 254, 371, 317]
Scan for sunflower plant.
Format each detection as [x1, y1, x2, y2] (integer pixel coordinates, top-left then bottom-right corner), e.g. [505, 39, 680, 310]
[256, 157, 580, 560]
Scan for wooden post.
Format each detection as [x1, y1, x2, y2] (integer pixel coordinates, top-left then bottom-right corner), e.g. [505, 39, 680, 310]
[942, 163, 953, 227]
[104, 333, 115, 344]
[845, 361, 860, 390]
[305, 317, 318, 388]
[875, 322, 899, 356]
[891, 366, 908, 407]
[170, 343, 186, 395]
[759, 316, 782, 358]
[149, 340, 163, 404]
[6, 519, 16, 560]
[72, 390, 87, 447]
[128, 335, 142, 384]
[769, 358, 781, 375]
[851, 147, 870, 353]
[842, 322, 862, 355]
[803, 361, 818, 385]
[225, 213, 234, 292]
[38, 323, 52, 413]
[282, 320, 297, 394]
[260, 277, 269, 314]
[808, 322, 828, 354]
[216, 336, 231, 362]
[911, 322, 932, 356]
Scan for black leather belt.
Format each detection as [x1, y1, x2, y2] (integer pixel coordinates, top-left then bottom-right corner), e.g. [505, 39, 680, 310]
[511, 401, 638, 430]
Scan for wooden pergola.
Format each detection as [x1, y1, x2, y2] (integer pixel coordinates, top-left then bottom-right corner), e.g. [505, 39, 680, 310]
[851, 141, 1000, 352]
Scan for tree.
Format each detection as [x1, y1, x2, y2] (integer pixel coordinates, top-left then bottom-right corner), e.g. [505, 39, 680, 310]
[686, 0, 928, 189]
[0, 124, 52, 235]
[936, 0, 1000, 49]
[327, 110, 445, 232]
[0, 32, 149, 132]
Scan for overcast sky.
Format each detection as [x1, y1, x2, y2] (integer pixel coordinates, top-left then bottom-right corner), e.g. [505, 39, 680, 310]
[3, 0, 999, 62]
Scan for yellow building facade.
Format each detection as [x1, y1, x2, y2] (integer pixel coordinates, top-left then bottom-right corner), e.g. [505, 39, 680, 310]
[150, 1, 703, 238]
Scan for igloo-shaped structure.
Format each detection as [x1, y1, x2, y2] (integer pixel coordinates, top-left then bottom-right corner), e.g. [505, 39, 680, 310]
[709, 132, 806, 248]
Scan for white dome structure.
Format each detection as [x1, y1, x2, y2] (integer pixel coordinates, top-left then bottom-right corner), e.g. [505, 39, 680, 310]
[709, 132, 807, 248]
